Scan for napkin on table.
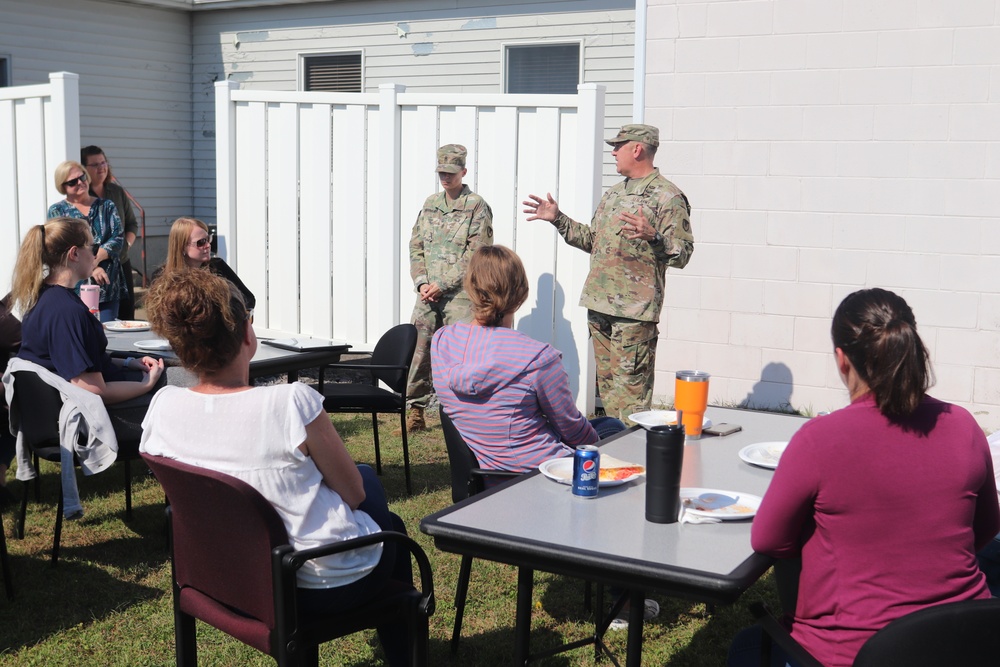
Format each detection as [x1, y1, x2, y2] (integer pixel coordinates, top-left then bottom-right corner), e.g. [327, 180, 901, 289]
[679, 505, 722, 524]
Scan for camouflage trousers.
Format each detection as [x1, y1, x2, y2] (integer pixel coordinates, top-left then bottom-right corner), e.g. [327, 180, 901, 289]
[587, 310, 659, 422]
[406, 294, 472, 410]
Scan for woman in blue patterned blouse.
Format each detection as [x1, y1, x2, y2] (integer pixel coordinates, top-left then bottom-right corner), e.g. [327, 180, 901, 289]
[47, 160, 126, 322]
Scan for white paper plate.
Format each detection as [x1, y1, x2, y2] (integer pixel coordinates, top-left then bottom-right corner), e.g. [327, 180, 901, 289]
[134, 339, 172, 352]
[104, 320, 151, 332]
[680, 487, 762, 520]
[628, 410, 712, 431]
[738, 441, 789, 470]
[539, 455, 646, 488]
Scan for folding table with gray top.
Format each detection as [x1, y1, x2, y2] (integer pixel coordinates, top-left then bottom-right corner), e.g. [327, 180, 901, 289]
[420, 406, 809, 666]
[103, 329, 351, 381]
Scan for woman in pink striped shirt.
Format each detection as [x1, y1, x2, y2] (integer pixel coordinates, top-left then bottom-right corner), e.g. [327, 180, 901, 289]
[432, 245, 623, 473]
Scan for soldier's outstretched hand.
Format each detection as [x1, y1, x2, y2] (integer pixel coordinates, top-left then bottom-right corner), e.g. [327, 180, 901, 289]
[523, 193, 560, 222]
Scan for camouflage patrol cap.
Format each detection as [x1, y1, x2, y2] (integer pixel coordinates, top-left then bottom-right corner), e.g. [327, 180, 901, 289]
[605, 124, 660, 148]
[436, 144, 467, 173]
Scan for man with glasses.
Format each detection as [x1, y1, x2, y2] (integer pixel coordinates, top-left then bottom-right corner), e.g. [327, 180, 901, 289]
[523, 124, 695, 422]
[404, 144, 493, 433]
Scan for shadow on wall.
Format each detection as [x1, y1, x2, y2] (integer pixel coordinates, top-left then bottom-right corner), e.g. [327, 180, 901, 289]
[517, 273, 580, 398]
[740, 362, 795, 413]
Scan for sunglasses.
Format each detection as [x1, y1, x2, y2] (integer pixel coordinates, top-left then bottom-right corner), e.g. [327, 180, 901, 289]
[188, 234, 214, 249]
[62, 175, 88, 188]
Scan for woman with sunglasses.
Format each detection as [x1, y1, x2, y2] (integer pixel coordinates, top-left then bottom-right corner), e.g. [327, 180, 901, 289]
[153, 217, 255, 310]
[10, 218, 165, 444]
[47, 160, 127, 322]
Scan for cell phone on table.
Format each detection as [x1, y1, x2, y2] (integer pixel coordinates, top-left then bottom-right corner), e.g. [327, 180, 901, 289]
[703, 423, 742, 437]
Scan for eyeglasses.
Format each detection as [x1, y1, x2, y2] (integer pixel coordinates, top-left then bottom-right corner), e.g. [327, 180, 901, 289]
[85, 161, 108, 169]
[188, 234, 214, 249]
[78, 243, 100, 255]
[62, 175, 88, 188]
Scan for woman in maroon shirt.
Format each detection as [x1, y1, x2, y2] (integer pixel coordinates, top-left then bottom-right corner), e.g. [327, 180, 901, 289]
[729, 288, 999, 667]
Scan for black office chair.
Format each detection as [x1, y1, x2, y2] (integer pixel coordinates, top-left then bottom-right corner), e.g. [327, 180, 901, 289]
[754, 598, 1000, 667]
[8, 370, 140, 564]
[440, 407, 520, 653]
[319, 324, 417, 494]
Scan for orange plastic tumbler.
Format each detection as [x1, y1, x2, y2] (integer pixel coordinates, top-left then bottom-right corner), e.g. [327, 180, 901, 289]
[674, 370, 710, 439]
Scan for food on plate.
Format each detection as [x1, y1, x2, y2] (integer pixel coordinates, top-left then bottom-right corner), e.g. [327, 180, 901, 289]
[684, 497, 755, 514]
[600, 465, 646, 482]
[118, 320, 149, 328]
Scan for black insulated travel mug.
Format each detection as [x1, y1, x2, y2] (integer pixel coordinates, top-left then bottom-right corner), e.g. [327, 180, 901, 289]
[645, 424, 685, 523]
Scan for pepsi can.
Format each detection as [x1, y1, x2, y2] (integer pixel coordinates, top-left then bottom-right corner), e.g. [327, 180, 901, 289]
[572, 445, 600, 498]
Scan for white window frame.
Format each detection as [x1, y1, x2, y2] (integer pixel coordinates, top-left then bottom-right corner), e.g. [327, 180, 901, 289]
[297, 49, 364, 92]
[501, 41, 583, 95]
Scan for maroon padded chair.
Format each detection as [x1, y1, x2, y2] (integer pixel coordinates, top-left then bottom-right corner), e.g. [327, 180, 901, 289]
[142, 453, 435, 667]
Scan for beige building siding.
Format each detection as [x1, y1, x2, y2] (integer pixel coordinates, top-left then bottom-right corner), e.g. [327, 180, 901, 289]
[0, 0, 192, 260]
[190, 0, 636, 224]
[643, 0, 1000, 429]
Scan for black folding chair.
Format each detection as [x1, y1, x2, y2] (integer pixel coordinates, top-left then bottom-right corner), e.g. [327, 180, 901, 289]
[319, 324, 417, 494]
[754, 597, 1000, 667]
[8, 370, 140, 564]
[440, 407, 521, 653]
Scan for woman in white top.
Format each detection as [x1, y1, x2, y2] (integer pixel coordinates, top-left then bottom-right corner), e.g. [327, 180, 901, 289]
[139, 269, 413, 666]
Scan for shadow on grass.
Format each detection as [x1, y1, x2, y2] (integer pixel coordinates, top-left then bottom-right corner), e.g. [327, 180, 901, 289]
[663, 573, 781, 666]
[441, 626, 582, 666]
[0, 546, 165, 654]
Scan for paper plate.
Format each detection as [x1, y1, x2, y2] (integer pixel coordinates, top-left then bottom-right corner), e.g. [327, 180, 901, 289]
[680, 487, 762, 520]
[104, 320, 151, 332]
[738, 441, 789, 470]
[629, 410, 712, 431]
[539, 455, 645, 488]
[134, 339, 172, 352]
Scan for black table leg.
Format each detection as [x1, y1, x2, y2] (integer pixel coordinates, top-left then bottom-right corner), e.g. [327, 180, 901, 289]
[626, 589, 644, 667]
[513, 567, 534, 665]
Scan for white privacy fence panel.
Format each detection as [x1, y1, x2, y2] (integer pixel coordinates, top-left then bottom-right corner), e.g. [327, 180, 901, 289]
[0, 72, 80, 297]
[216, 82, 605, 412]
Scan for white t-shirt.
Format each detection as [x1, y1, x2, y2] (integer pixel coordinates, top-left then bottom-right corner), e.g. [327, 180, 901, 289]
[140, 382, 382, 588]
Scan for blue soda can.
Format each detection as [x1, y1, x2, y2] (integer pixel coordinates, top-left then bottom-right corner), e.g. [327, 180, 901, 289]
[572, 445, 600, 498]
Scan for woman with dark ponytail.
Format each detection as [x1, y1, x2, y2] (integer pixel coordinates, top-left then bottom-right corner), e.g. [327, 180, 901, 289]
[729, 288, 1000, 667]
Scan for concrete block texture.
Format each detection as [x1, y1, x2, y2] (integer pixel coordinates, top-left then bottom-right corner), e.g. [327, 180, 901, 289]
[773, 0, 845, 35]
[797, 247, 868, 284]
[645, 0, 1000, 428]
[739, 34, 809, 71]
[699, 276, 765, 314]
[766, 211, 834, 248]
[703, 141, 770, 176]
[876, 29, 954, 67]
[730, 312, 795, 348]
[706, 1, 774, 37]
[731, 244, 799, 281]
[697, 208, 769, 245]
[737, 107, 804, 141]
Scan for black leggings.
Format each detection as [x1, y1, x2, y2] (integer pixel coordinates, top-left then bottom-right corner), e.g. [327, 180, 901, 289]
[296, 465, 415, 666]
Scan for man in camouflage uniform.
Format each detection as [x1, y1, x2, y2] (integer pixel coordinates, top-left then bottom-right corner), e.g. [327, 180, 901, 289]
[523, 124, 694, 421]
[404, 144, 494, 432]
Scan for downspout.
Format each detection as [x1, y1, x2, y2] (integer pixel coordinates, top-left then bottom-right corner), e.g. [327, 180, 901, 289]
[633, 0, 646, 122]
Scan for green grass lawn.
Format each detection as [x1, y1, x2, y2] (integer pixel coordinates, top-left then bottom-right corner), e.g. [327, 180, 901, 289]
[0, 410, 780, 666]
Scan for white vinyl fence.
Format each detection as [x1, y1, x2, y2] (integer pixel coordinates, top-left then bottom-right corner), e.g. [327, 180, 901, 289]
[0, 72, 80, 296]
[215, 82, 607, 412]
